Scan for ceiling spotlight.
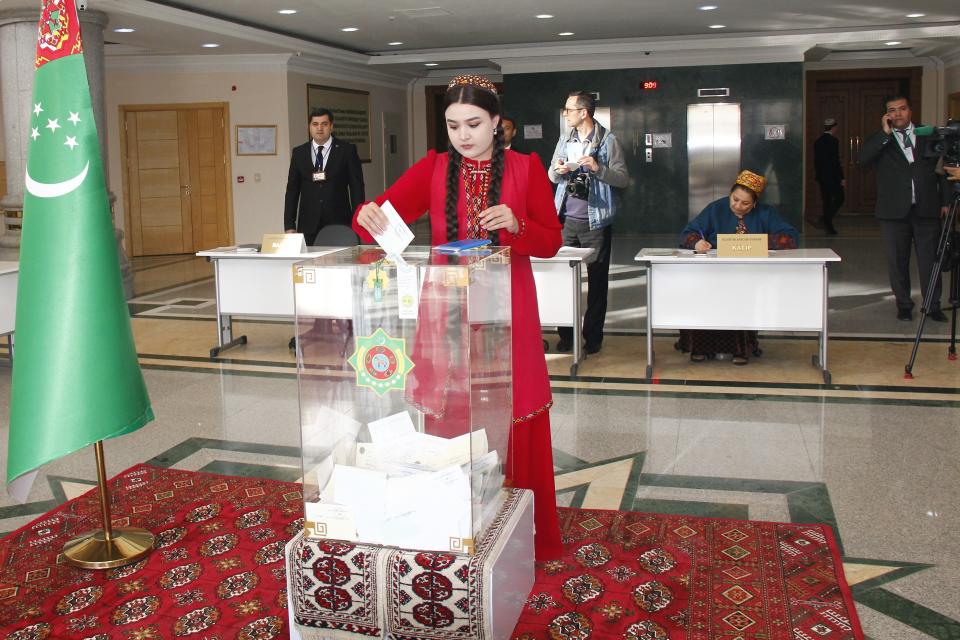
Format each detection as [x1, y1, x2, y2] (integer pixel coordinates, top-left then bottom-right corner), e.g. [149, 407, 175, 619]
[906, 13, 925, 18]
[535, 14, 554, 19]
[341, 27, 359, 32]
[885, 41, 902, 46]
[277, 9, 297, 14]
[202, 43, 220, 48]
[558, 32, 574, 36]
[709, 24, 726, 29]
[388, 41, 404, 46]
[113, 27, 135, 33]
[699, 5, 718, 10]
[424, 62, 438, 67]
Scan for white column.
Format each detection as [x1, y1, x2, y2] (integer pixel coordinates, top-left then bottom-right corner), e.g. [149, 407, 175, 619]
[0, 10, 36, 256]
[77, 10, 133, 297]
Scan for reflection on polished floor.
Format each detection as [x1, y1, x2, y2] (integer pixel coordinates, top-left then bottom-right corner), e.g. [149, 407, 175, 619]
[1, 221, 958, 639]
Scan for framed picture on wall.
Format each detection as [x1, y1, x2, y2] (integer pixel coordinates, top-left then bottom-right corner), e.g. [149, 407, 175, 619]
[307, 84, 372, 162]
[236, 125, 277, 155]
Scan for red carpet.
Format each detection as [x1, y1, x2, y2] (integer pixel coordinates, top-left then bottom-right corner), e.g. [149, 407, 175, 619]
[513, 508, 864, 639]
[0, 464, 303, 639]
[0, 466, 862, 639]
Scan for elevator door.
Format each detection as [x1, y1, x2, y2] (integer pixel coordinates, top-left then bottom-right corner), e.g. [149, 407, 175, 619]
[687, 103, 741, 220]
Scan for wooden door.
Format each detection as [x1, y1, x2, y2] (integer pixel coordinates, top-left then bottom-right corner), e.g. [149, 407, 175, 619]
[122, 105, 231, 256]
[806, 68, 921, 217]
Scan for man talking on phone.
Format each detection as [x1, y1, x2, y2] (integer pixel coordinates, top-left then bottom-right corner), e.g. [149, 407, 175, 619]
[860, 95, 951, 322]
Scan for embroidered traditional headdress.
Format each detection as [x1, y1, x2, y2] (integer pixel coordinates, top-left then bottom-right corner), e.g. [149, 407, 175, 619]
[734, 170, 766, 195]
[448, 74, 497, 94]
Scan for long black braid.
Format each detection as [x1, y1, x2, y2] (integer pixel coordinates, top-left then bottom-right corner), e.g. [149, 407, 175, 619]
[443, 83, 506, 245]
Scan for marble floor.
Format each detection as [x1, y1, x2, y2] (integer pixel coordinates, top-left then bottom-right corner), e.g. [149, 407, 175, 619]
[1, 215, 959, 639]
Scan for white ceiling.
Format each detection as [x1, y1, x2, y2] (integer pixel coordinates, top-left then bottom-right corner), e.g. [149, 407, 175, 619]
[0, 0, 957, 69]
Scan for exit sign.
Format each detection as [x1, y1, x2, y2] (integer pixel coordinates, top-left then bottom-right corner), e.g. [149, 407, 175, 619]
[642, 81, 659, 90]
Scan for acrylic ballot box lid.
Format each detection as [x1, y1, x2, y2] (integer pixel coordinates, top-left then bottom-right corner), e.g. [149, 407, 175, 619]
[293, 246, 512, 554]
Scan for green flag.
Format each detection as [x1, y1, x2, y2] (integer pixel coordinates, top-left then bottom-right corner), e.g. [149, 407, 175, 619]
[6, 0, 154, 500]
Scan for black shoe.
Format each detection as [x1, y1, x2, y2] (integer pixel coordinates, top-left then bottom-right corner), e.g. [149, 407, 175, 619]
[289, 336, 297, 349]
[896, 309, 913, 321]
[556, 340, 573, 353]
[825, 225, 838, 235]
[584, 343, 602, 355]
[928, 309, 948, 323]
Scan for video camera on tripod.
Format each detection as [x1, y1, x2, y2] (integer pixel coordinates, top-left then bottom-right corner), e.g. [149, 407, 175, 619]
[918, 120, 960, 169]
[905, 120, 960, 377]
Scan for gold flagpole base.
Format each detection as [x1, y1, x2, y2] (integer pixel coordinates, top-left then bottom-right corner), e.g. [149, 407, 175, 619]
[62, 527, 154, 570]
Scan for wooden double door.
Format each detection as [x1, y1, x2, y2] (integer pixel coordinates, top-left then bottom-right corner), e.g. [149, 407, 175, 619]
[122, 104, 232, 256]
[805, 68, 922, 217]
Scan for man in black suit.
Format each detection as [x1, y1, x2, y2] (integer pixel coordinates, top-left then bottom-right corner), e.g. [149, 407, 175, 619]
[813, 117, 843, 235]
[284, 108, 365, 245]
[860, 95, 950, 322]
[502, 115, 519, 151]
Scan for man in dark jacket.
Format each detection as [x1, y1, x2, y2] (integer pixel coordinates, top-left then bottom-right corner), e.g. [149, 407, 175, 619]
[860, 95, 950, 322]
[284, 108, 365, 245]
[814, 117, 844, 235]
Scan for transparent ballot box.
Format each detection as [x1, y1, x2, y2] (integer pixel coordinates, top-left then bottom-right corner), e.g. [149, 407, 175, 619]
[293, 246, 512, 554]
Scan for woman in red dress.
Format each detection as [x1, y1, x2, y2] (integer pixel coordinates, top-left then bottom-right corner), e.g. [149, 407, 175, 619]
[354, 74, 562, 560]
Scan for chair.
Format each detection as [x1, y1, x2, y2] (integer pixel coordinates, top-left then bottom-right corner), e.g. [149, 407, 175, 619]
[290, 224, 360, 353]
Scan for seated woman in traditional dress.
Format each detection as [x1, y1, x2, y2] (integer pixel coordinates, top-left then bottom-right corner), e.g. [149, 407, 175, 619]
[675, 170, 799, 365]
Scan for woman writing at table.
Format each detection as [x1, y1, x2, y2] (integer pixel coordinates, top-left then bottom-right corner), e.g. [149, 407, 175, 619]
[353, 74, 563, 560]
[676, 170, 799, 365]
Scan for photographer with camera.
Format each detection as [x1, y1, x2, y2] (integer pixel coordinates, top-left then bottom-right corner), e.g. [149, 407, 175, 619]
[860, 95, 951, 322]
[548, 91, 629, 354]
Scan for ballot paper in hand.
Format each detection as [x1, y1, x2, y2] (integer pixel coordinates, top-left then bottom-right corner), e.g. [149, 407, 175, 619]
[372, 200, 414, 257]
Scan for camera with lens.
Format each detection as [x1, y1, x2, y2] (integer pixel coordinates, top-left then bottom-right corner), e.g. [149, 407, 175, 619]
[566, 172, 590, 200]
[920, 120, 960, 167]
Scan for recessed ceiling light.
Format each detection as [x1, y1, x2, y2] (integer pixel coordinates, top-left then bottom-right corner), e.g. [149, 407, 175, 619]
[341, 27, 359, 32]
[535, 14, 554, 19]
[708, 24, 726, 29]
[906, 13, 925, 18]
[885, 41, 902, 46]
[424, 62, 438, 67]
[558, 32, 574, 36]
[277, 9, 297, 15]
[388, 41, 404, 46]
[699, 5, 718, 10]
[202, 43, 220, 48]
[113, 27, 135, 33]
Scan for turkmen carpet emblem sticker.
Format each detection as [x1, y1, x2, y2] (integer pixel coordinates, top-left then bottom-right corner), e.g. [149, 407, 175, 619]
[347, 328, 414, 396]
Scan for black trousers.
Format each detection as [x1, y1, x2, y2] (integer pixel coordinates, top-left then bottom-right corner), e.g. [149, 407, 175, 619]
[817, 180, 844, 228]
[558, 220, 612, 348]
[878, 209, 943, 312]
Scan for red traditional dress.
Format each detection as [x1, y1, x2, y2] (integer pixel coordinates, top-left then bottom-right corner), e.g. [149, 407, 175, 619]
[353, 149, 563, 560]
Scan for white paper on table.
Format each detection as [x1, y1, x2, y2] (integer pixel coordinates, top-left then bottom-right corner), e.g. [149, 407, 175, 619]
[372, 200, 414, 257]
[367, 411, 417, 444]
[331, 465, 387, 540]
[304, 501, 357, 540]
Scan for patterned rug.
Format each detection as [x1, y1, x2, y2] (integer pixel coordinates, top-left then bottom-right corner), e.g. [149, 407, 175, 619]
[0, 466, 863, 639]
[513, 508, 864, 639]
[0, 464, 304, 639]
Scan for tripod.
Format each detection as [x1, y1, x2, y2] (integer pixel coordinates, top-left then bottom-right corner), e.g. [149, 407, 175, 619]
[904, 185, 960, 378]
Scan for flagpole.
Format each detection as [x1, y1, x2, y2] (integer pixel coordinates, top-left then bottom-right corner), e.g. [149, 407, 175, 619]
[62, 441, 154, 569]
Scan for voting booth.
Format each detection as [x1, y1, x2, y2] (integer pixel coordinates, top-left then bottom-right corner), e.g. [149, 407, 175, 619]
[286, 246, 535, 639]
